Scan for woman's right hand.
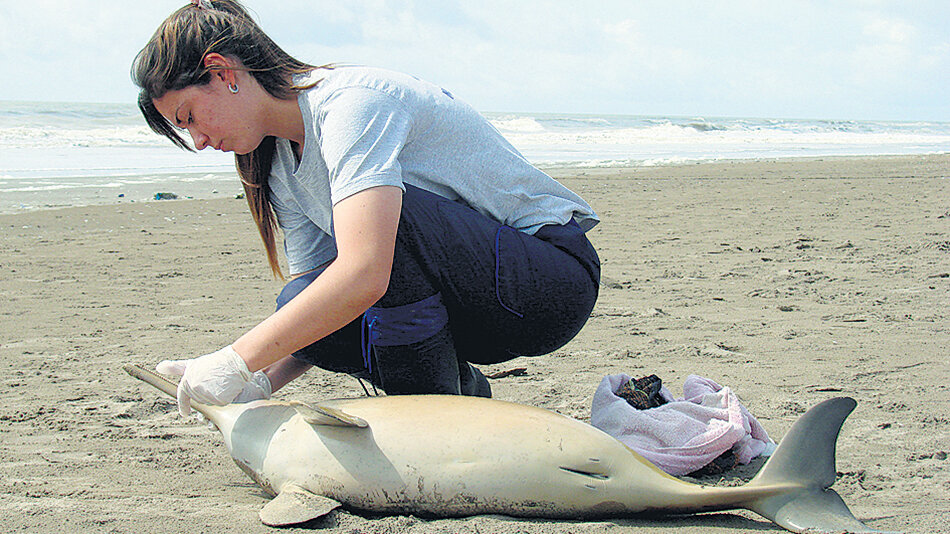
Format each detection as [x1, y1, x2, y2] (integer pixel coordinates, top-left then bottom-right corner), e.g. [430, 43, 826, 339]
[233, 370, 272, 403]
[157, 359, 271, 431]
[156, 351, 272, 416]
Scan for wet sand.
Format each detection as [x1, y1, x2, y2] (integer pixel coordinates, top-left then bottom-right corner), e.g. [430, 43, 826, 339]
[1, 154, 948, 532]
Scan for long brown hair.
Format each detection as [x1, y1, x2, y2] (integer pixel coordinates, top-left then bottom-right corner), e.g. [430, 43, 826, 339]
[132, 0, 327, 278]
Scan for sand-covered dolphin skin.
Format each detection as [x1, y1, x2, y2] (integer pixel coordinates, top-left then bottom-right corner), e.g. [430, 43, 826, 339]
[124, 364, 876, 532]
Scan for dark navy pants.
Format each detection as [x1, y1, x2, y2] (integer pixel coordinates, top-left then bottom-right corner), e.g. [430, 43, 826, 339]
[276, 184, 600, 396]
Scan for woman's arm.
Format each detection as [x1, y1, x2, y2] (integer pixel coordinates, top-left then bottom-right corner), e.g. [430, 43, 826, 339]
[232, 185, 403, 372]
[253, 355, 308, 393]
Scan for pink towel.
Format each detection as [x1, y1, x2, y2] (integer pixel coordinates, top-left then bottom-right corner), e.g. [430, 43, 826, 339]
[590, 374, 776, 476]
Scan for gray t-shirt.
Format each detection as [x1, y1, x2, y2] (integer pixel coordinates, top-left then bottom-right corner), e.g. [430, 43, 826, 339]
[268, 66, 598, 275]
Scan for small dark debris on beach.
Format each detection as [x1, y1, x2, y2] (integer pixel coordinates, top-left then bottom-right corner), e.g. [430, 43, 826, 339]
[485, 368, 528, 379]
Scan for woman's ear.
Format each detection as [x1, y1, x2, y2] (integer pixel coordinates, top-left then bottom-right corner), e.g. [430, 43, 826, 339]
[203, 53, 235, 84]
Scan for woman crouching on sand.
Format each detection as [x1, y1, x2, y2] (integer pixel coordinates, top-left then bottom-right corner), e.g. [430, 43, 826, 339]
[132, 0, 600, 415]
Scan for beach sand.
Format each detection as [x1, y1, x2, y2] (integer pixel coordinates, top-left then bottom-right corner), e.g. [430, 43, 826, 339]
[1, 154, 947, 533]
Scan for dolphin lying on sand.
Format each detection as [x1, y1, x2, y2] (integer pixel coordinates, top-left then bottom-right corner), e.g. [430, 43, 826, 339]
[125, 364, 876, 532]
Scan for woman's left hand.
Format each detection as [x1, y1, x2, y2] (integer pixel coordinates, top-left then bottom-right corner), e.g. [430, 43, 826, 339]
[156, 345, 252, 416]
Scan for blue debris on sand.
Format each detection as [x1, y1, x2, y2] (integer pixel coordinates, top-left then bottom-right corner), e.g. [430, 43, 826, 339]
[154, 192, 178, 200]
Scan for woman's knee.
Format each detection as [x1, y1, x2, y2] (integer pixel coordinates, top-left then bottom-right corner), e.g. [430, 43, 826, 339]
[452, 271, 598, 362]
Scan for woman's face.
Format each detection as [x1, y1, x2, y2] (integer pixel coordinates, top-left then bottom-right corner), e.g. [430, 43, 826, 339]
[153, 72, 263, 155]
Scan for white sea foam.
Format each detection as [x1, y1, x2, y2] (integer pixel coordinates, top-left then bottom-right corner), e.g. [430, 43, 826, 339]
[522, 125, 947, 164]
[498, 120, 950, 157]
[1, 182, 125, 192]
[491, 117, 546, 133]
[0, 124, 160, 149]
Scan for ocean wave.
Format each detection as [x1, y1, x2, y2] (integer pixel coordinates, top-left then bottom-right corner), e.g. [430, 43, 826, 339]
[0, 124, 165, 149]
[490, 117, 546, 133]
[0, 101, 139, 123]
[0, 183, 99, 193]
[686, 121, 726, 132]
[504, 121, 950, 147]
[2, 101, 948, 195]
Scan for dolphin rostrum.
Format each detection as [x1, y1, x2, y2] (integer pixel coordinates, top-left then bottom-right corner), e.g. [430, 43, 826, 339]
[124, 364, 876, 532]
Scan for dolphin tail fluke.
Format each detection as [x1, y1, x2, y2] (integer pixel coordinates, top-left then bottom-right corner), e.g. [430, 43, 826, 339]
[751, 486, 880, 534]
[744, 397, 880, 533]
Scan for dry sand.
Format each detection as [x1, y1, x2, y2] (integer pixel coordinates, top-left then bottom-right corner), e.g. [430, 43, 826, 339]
[1, 154, 948, 533]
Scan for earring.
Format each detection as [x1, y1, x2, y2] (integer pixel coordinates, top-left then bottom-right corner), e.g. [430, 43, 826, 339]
[228, 83, 239, 94]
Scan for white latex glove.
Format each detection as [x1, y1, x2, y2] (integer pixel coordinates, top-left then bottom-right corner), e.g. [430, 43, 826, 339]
[199, 372, 272, 431]
[158, 361, 272, 403]
[233, 370, 272, 403]
[156, 345, 252, 416]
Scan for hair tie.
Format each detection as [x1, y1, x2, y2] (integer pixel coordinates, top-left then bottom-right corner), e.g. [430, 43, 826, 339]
[192, 0, 214, 10]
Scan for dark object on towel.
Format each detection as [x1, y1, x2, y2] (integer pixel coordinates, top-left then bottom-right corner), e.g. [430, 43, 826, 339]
[616, 374, 668, 410]
[687, 448, 739, 477]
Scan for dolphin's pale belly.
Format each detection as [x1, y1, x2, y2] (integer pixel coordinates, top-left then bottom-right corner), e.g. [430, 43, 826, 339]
[232, 395, 685, 517]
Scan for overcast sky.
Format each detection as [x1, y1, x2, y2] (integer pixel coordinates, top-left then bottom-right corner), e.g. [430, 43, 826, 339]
[1, 1, 948, 121]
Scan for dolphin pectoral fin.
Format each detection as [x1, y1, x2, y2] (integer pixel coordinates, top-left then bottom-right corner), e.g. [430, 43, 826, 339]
[259, 484, 341, 526]
[290, 400, 369, 428]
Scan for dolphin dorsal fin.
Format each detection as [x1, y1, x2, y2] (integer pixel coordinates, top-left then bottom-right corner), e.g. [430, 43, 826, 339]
[290, 400, 369, 428]
[259, 484, 341, 526]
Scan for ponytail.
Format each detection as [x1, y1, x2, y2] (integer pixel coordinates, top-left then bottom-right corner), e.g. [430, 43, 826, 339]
[236, 137, 282, 278]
